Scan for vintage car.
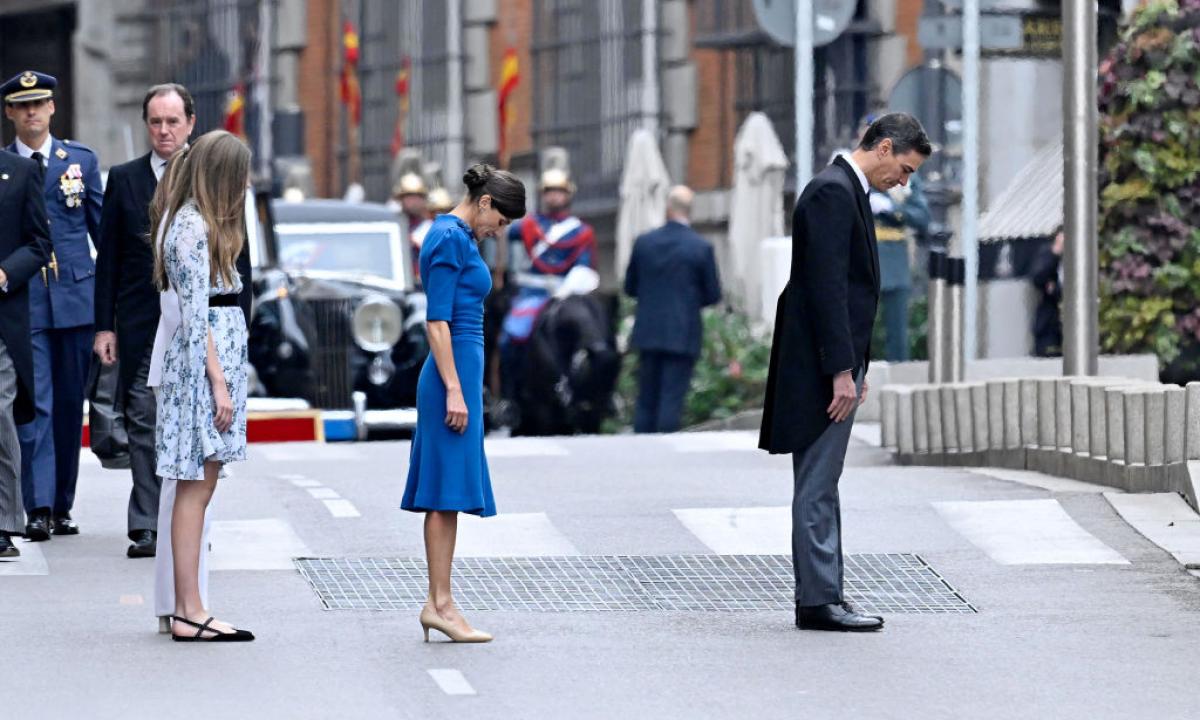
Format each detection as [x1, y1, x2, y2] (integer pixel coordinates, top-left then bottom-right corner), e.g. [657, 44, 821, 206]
[246, 195, 428, 437]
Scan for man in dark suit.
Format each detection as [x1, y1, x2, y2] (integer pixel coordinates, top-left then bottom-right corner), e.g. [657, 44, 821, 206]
[624, 185, 721, 433]
[0, 147, 52, 557]
[95, 83, 196, 558]
[760, 113, 931, 632]
[2, 70, 103, 542]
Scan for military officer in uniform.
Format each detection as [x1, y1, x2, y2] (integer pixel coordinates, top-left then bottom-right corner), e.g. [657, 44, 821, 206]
[2, 71, 102, 541]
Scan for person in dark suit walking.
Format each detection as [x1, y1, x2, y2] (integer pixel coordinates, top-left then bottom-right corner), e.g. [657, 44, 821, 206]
[760, 113, 931, 632]
[624, 185, 721, 433]
[0, 148, 52, 557]
[2, 71, 102, 542]
[95, 84, 196, 558]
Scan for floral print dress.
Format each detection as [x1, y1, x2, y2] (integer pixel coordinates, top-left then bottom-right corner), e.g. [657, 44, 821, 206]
[153, 201, 248, 481]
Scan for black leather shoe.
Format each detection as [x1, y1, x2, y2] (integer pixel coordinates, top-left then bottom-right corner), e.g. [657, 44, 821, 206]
[0, 533, 19, 558]
[51, 513, 79, 536]
[796, 602, 884, 632]
[24, 509, 51, 542]
[127, 530, 157, 558]
[841, 600, 883, 622]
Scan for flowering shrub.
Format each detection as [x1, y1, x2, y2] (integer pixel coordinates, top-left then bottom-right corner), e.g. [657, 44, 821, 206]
[1098, 0, 1200, 380]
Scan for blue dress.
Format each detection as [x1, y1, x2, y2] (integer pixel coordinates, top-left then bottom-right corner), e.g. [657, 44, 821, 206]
[402, 215, 496, 517]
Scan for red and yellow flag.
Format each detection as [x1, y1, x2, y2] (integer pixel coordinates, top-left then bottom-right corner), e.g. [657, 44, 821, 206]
[340, 19, 362, 127]
[223, 82, 246, 139]
[391, 56, 411, 157]
[497, 47, 520, 165]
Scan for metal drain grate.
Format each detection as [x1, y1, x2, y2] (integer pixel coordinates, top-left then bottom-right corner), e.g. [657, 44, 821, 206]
[296, 553, 976, 614]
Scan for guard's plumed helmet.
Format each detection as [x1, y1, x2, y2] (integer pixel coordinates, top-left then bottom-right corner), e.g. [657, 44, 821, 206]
[539, 168, 575, 194]
[427, 187, 454, 214]
[393, 172, 428, 198]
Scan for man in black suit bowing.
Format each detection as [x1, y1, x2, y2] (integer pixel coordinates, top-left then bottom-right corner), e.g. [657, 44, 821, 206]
[760, 113, 931, 632]
[0, 150, 52, 557]
[94, 84, 194, 559]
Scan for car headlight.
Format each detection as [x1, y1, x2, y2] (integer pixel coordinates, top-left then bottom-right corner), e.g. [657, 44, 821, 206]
[352, 294, 402, 352]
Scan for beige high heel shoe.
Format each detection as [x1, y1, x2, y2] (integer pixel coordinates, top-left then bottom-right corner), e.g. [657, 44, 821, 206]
[420, 606, 493, 643]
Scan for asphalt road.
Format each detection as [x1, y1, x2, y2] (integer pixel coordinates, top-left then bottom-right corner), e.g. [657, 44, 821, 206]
[2, 430, 1198, 719]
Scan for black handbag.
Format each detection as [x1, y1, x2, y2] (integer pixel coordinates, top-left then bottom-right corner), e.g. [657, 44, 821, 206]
[86, 354, 130, 470]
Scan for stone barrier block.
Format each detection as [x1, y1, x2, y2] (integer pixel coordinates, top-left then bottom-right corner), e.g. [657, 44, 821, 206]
[986, 381, 1005, 451]
[952, 384, 974, 454]
[1166, 385, 1185, 465]
[1055, 377, 1075, 452]
[880, 387, 898, 450]
[1070, 381, 1090, 456]
[1037, 379, 1057, 449]
[895, 387, 916, 455]
[1088, 383, 1109, 460]
[970, 383, 989, 453]
[1145, 388, 1167, 466]
[1186, 382, 1200, 461]
[1020, 379, 1040, 447]
[1124, 389, 1147, 467]
[1106, 387, 1127, 463]
[940, 386, 959, 454]
[913, 387, 930, 454]
[1002, 379, 1021, 449]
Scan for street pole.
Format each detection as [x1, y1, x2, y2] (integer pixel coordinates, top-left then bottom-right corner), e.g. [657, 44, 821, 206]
[1062, 0, 1099, 375]
[961, 0, 980, 370]
[795, 0, 814, 191]
[642, 0, 660, 136]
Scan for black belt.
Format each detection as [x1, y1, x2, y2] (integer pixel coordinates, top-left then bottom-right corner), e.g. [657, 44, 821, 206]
[208, 294, 238, 308]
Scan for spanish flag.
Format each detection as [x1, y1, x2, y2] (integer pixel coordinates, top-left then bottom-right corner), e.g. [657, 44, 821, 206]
[223, 82, 246, 139]
[340, 19, 362, 127]
[497, 47, 520, 165]
[391, 56, 411, 157]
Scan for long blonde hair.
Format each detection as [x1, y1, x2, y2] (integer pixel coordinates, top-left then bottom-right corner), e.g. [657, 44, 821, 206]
[150, 130, 250, 291]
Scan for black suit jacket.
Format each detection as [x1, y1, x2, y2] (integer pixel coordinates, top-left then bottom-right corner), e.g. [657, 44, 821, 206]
[625, 220, 721, 358]
[759, 156, 880, 454]
[95, 152, 254, 393]
[0, 153, 52, 424]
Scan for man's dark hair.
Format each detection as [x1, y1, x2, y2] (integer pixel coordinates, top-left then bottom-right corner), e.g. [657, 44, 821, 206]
[858, 112, 932, 157]
[142, 83, 195, 122]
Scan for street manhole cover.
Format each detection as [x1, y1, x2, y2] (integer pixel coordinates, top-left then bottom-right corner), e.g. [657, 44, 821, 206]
[296, 553, 976, 614]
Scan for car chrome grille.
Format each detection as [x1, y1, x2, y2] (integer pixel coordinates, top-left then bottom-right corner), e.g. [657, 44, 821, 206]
[309, 297, 355, 409]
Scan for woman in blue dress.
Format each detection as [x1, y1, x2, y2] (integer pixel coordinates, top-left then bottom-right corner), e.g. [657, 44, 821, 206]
[403, 164, 526, 643]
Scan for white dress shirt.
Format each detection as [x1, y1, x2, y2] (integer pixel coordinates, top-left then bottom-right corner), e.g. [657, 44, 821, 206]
[15, 136, 52, 165]
[151, 152, 169, 182]
[839, 152, 870, 195]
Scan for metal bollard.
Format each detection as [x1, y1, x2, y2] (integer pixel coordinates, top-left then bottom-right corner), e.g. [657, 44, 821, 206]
[947, 258, 966, 382]
[927, 250, 948, 384]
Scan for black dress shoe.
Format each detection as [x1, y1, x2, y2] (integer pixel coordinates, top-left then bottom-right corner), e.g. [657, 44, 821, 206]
[0, 533, 19, 558]
[127, 529, 157, 558]
[796, 602, 884, 632]
[51, 513, 79, 536]
[24, 510, 51, 542]
[841, 600, 883, 622]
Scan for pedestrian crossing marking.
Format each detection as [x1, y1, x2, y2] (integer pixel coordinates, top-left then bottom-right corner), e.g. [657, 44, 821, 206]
[673, 506, 791, 554]
[307, 487, 340, 500]
[209, 518, 312, 570]
[254, 443, 364, 463]
[665, 431, 759, 453]
[428, 669, 476, 695]
[485, 437, 570, 457]
[934, 499, 1129, 565]
[323, 499, 362, 518]
[0, 542, 49, 575]
[456, 512, 580, 557]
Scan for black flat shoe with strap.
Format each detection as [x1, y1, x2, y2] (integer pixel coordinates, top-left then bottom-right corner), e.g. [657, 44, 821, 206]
[170, 616, 255, 643]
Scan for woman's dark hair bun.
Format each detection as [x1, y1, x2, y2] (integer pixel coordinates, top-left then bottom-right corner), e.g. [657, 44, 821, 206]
[463, 163, 494, 190]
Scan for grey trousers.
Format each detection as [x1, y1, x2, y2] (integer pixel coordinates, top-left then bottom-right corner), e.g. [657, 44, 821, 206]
[791, 370, 863, 606]
[0, 336, 23, 535]
[124, 347, 161, 537]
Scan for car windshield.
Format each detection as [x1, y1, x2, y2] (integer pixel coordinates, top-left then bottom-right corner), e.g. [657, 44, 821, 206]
[276, 224, 400, 280]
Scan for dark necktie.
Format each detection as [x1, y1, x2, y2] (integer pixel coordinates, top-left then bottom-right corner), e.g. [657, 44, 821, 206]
[30, 151, 45, 181]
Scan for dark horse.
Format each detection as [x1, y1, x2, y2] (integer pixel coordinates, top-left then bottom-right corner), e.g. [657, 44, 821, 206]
[502, 291, 621, 436]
